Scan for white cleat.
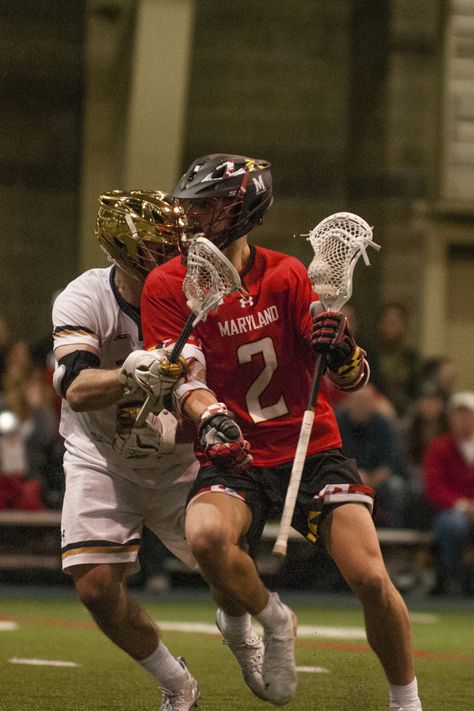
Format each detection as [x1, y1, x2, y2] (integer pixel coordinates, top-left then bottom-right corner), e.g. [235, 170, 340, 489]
[160, 657, 200, 711]
[262, 597, 297, 706]
[390, 703, 422, 711]
[216, 609, 268, 700]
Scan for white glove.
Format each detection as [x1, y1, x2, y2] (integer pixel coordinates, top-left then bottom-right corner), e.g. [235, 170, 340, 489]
[118, 349, 187, 401]
[113, 409, 178, 459]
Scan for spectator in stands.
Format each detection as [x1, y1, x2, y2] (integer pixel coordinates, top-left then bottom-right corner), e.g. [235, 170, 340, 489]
[423, 392, 474, 595]
[0, 340, 60, 509]
[28, 296, 66, 506]
[400, 382, 448, 529]
[336, 383, 406, 527]
[420, 356, 457, 404]
[31, 290, 64, 373]
[369, 302, 422, 417]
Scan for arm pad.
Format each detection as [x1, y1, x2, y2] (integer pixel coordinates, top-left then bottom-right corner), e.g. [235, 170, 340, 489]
[327, 348, 371, 391]
[53, 350, 100, 398]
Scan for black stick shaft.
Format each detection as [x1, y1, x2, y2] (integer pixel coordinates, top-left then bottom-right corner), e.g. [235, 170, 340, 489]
[307, 352, 327, 410]
[169, 313, 195, 362]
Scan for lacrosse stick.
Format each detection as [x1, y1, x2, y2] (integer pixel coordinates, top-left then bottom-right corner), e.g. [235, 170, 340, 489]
[134, 236, 242, 427]
[273, 212, 381, 557]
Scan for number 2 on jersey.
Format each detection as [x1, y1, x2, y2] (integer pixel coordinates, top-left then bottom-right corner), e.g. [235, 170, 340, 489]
[237, 337, 289, 423]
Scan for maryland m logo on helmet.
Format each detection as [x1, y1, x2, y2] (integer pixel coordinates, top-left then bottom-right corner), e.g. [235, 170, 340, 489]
[252, 175, 266, 194]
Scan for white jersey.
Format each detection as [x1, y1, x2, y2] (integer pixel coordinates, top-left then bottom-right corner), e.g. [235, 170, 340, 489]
[52, 266, 198, 487]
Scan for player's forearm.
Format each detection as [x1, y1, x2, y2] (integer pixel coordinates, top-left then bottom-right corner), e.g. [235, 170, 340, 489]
[66, 368, 124, 411]
[171, 358, 218, 422]
[182, 387, 219, 422]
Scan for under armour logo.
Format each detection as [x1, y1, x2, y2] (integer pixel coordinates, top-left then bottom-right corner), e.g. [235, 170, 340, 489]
[239, 295, 254, 308]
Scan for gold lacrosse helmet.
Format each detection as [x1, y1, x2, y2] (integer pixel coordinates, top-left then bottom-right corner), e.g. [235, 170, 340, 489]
[96, 190, 184, 281]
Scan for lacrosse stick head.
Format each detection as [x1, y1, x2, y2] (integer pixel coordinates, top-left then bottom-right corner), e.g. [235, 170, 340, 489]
[306, 212, 381, 311]
[183, 237, 242, 318]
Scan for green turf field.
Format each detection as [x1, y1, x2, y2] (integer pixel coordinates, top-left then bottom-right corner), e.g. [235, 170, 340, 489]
[0, 587, 473, 710]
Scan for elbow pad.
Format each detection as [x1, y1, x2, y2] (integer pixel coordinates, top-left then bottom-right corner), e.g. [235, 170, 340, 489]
[53, 350, 100, 398]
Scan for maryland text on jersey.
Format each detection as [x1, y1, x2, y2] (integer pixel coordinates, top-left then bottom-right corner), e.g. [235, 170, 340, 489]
[217, 305, 279, 337]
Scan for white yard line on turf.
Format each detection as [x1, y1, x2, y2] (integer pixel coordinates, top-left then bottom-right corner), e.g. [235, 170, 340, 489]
[0, 621, 18, 631]
[157, 621, 367, 639]
[8, 657, 80, 667]
[296, 666, 330, 673]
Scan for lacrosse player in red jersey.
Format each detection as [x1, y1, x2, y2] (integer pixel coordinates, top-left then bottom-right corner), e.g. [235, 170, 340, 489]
[52, 192, 199, 710]
[141, 155, 422, 711]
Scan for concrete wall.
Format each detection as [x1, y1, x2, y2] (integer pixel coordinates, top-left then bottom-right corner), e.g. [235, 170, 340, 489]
[0, 1, 86, 344]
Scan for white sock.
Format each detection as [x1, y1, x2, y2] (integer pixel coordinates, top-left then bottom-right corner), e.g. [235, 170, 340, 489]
[389, 677, 419, 707]
[219, 610, 252, 641]
[138, 642, 187, 691]
[255, 592, 289, 632]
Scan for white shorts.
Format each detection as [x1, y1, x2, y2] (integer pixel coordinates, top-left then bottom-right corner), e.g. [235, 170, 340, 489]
[61, 452, 198, 575]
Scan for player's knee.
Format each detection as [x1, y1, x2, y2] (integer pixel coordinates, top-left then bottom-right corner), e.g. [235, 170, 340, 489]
[349, 568, 391, 605]
[73, 569, 119, 612]
[186, 522, 230, 562]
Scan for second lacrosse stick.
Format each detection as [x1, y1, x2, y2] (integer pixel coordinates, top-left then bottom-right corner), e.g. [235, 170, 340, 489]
[273, 212, 381, 557]
[134, 237, 242, 426]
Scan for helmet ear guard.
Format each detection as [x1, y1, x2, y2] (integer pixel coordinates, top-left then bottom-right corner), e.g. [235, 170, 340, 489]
[96, 190, 184, 281]
[172, 154, 273, 251]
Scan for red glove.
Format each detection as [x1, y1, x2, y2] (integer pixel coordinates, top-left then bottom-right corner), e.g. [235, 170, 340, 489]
[199, 403, 253, 471]
[311, 311, 357, 369]
[311, 311, 369, 391]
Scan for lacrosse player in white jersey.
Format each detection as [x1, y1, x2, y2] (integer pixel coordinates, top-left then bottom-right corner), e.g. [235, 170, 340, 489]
[52, 191, 199, 711]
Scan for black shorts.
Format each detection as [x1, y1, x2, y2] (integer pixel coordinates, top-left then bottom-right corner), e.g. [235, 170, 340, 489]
[187, 449, 375, 555]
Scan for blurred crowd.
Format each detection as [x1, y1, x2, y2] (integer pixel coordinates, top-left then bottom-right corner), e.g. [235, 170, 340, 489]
[1, 302, 473, 596]
[0, 316, 64, 512]
[327, 302, 474, 596]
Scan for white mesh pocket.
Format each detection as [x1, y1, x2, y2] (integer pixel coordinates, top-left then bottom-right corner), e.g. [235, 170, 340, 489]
[183, 237, 242, 317]
[307, 212, 380, 311]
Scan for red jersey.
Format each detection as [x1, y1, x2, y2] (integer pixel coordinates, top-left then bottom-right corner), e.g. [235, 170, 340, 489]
[142, 245, 342, 467]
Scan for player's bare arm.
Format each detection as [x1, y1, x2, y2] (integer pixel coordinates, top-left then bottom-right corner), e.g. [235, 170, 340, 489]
[177, 360, 215, 420]
[53, 343, 124, 411]
[54, 339, 186, 415]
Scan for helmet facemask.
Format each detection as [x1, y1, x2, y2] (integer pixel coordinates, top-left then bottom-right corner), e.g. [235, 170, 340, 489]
[179, 195, 245, 254]
[96, 191, 183, 281]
